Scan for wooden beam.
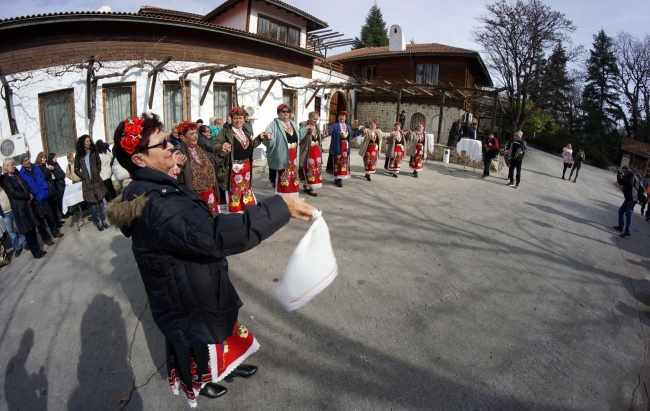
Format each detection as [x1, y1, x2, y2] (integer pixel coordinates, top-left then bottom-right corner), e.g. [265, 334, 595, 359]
[305, 86, 321, 107]
[0, 67, 18, 134]
[148, 56, 172, 78]
[199, 72, 216, 106]
[396, 89, 402, 125]
[259, 78, 277, 106]
[437, 92, 446, 145]
[148, 71, 157, 109]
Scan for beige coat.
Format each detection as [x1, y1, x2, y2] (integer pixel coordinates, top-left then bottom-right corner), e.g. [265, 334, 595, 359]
[405, 131, 428, 160]
[357, 128, 383, 156]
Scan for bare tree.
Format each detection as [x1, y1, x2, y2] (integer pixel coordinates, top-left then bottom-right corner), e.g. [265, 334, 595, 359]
[613, 32, 650, 139]
[472, 0, 575, 130]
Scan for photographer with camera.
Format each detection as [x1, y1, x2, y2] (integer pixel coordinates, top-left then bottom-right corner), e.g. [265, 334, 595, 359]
[613, 166, 639, 238]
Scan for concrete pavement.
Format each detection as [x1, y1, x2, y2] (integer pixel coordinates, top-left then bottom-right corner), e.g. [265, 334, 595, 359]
[1, 146, 649, 410]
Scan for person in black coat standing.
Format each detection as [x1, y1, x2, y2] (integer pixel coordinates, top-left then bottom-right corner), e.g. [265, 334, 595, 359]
[505, 131, 527, 188]
[1, 158, 52, 258]
[106, 112, 316, 407]
[613, 166, 639, 238]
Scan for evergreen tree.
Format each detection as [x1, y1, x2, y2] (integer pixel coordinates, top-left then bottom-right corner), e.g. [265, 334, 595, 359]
[538, 42, 572, 129]
[581, 30, 621, 155]
[352, 4, 389, 50]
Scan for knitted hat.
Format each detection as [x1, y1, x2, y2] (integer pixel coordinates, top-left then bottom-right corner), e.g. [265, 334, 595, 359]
[18, 153, 29, 165]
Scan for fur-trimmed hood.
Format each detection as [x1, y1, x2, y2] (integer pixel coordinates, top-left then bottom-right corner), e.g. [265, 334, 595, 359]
[106, 193, 148, 237]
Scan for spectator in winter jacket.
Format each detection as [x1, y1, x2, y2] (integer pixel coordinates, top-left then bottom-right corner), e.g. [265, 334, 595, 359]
[505, 131, 527, 188]
[18, 153, 62, 239]
[568, 148, 585, 182]
[481, 132, 500, 178]
[66, 153, 81, 184]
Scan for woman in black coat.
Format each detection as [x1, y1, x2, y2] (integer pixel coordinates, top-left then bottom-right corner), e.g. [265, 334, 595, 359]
[1, 158, 52, 259]
[47, 153, 67, 216]
[74, 135, 108, 231]
[106, 113, 315, 407]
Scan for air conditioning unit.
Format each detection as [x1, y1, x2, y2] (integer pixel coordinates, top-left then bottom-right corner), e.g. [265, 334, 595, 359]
[0, 134, 24, 160]
[245, 106, 258, 120]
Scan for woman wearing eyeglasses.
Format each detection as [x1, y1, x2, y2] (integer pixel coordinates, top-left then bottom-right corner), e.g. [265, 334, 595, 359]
[74, 135, 109, 231]
[263, 104, 302, 195]
[106, 113, 315, 407]
[176, 121, 221, 216]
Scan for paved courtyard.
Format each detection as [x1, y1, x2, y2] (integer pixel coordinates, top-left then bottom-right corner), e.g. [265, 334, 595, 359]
[1, 146, 649, 410]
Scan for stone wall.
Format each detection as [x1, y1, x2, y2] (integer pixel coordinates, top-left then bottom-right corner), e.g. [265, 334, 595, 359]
[356, 102, 464, 144]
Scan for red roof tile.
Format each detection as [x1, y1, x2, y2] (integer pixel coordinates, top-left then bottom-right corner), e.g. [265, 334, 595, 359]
[330, 43, 480, 62]
[622, 137, 650, 158]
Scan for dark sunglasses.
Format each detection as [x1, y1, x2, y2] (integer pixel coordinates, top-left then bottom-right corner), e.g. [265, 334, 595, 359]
[280, 110, 291, 113]
[147, 135, 171, 150]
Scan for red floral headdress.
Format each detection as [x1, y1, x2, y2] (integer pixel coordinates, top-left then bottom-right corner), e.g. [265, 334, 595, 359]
[230, 106, 241, 116]
[177, 120, 191, 135]
[339, 110, 348, 117]
[277, 103, 287, 112]
[419, 122, 425, 126]
[120, 116, 144, 155]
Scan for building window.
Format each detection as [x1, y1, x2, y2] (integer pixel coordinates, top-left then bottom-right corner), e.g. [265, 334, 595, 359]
[257, 14, 301, 46]
[213, 83, 234, 121]
[163, 81, 190, 126]
[416, 64, 439, 85]
[103, 83, 136, 142]
[283, 89, 296, 122]
[38, 89, 77, 154]
[359, 65, 377, 81]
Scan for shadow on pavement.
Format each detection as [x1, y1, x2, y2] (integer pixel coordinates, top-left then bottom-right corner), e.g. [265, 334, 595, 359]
[68, 294, 142, 410]
[4, 329, 48, 411]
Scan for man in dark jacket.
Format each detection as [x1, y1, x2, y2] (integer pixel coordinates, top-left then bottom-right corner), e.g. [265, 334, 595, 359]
[447, 119, 461, 147]
[614, 166, 639, 238]
[505, 131, 527, 188]
[18, 154, 62, 238]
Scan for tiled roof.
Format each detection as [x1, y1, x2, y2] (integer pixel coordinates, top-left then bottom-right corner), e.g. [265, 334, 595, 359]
[330, 43, 480, 62]
[0, 11, 319, 57]
[139, 5, 203, 19]
[203, 0, 327, 29]
[622, 137, 650, 158]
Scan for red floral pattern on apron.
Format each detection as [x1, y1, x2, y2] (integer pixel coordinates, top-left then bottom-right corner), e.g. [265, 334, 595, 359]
[305, 143, 322, 188]
[389, 145, 404, 172]
[227, 161, 256, 213]
[409, 140, 425, 171]
[333, 139, 350, 179]
[198, 188, 219, 216]
[363, 143, 379, 173]
[275, 144, 300, 195]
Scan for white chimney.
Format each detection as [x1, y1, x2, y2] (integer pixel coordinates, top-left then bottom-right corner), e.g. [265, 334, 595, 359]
[388, 25, 406, 52]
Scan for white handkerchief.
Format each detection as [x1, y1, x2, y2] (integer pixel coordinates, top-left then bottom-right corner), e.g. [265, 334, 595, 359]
[277, 217, 338, 311]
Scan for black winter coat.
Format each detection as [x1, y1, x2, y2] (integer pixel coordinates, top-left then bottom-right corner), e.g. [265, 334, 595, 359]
[0, 173, 39, 234]
[74, 149, 107, 203]
[106, 167, 290, 346]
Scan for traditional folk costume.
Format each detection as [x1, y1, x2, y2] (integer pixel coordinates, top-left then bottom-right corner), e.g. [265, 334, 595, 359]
[406, 129, 427, 177]
[214, 123, 263, 213]
[177, 138, 220, 217]
[326, 115, 364, 187]
[298, 122, 323, 196]
[167, 321, 259, 407]
[385, 129, 406, 177]
[264, 116, 302, 196]
[357, 127, 383, 181]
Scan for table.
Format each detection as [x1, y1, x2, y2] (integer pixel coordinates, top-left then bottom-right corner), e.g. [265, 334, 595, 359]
[456, 138, 483, 170]
[62, 183, 93, 231]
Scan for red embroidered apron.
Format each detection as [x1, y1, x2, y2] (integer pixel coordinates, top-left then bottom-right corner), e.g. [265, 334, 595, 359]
[363, 143, 379, 173]
[227, 160, 256, 213]
[409, 137, 425, 171]
[333, 139, 350, 179]
[388, 145, 404, 172]
[198, 188, 219, 216]
[305, 142, 322, 188]
[275, 143, 299, 195]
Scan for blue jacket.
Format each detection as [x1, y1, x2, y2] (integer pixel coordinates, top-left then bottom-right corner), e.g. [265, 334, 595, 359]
[19, 164, 50, 202]
[327, 122, 364, 155]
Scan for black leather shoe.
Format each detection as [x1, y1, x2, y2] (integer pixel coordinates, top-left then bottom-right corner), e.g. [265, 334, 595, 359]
[199, 383, 227, 399]
[230, 364, 258, 378]
[613, 226, 623, 231]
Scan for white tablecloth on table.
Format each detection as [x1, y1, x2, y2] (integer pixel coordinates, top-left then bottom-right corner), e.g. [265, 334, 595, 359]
[456, 138, 483, 162]
[253, 145, 266, 160]
[62, 183, 84, 214]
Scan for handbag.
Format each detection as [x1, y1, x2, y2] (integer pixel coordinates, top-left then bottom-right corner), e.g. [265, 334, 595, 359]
[32, 201, 45, 219]
[0, 242, 9, 267]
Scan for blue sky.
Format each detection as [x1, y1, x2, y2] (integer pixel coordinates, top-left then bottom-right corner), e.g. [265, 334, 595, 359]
[1, 0, 648, 56]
